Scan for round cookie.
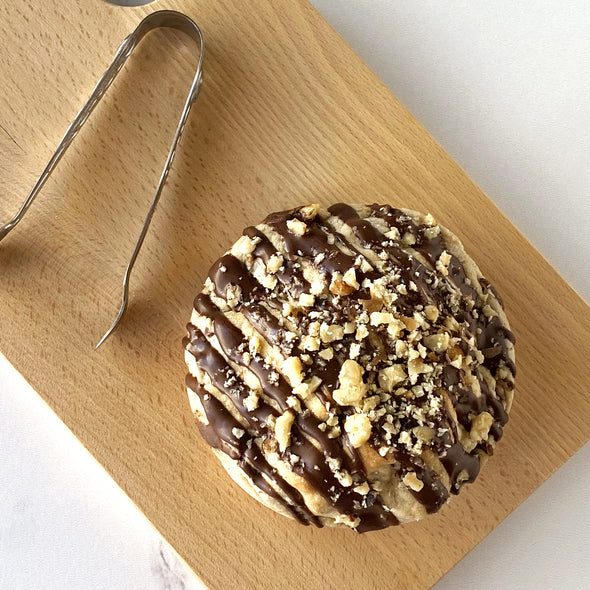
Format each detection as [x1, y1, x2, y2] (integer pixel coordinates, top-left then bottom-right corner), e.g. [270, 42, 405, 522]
[183, 203, 516, 532]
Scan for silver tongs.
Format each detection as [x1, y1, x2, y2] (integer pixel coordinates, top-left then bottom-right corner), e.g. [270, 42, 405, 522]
[0, 10, 204, 348]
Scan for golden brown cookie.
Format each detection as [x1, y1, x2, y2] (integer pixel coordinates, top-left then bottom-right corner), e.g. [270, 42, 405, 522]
[183, 203, 515, 532]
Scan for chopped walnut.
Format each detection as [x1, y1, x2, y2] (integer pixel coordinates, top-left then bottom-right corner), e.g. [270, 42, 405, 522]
[358, 257, 373, 273]
[231, 235, 257, 256]
[298, 293, 315, 307]
[342, 268, 359, 290]
[232, 427, 245, 439]
[423, 226, 440, 240]
[423, 332, 451, 352]
[318, 347, 334, 360]
[370, 311, 395, 326]
[282, 356, 304, 387]
[424, 304, 439, 323]
[310, 278, 326, 295]
[402, 232, 416, 246]
[249, 333, 262, 355]
[395, 340, 408, 357]
[344, 322, 356, 334]
[413, 426, 435, 442]
[308, 321, 321, 336]
[349, 343, 361, 359]
[225, 284, 242, 308]
[387, 319, 404, 338]
[355, 324, 369, 340]
[292, 376, 322, 400]
[398, 431, 412, 446]
[378, 364, 407, 392]
[330, 276, 355, 296]
[448, 346, 464, 369]
[333, 360, 368, 406]
[337, 471, 354, 487]
[301, 335, 320, 351]
[244, 390, 260, 412]
[286, 218, 307, 236]
[436, 250, 452, 276]
[408, 347, 420, 360]
[286, 396, 302, 412]
[354, 482, 371, 496]
[408, 358, 433, 380]
[470, 411, 494, 443]
[266, 253, 283, 274]
[384, 227, 400, 240]
[401, 316, 418, 332]
[403, 472, 424, 492]
[362, 395, 381, 412]
[275, 411, 295, 451]
[299, 203, 320, 220]
[328, 426, 342, 439]
[320, 323, 345, 343]
[344, 413, 372, 448]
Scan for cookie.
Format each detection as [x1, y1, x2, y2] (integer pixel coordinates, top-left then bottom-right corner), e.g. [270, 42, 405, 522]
[183, 203, 515, 532]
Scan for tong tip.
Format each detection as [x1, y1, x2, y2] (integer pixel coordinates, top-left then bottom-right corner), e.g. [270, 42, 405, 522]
[95, 300, 127, 350]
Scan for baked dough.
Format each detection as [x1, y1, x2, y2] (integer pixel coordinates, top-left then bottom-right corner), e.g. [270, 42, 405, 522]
[184, 203, 516, 532]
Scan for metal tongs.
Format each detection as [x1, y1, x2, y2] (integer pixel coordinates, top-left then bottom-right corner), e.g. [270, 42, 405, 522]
[0, 10, 204, 348]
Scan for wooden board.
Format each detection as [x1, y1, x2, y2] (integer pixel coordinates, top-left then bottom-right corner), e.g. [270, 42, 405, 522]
[1, 1, 589, 588]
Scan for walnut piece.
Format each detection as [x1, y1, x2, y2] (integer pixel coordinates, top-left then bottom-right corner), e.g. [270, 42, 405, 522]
[292, 376, 322, 400]
[266, 253, 283, 274]
[318, 347, 334, 360]
[330, 277, 355, 296]
[231, 235, 257, 256]
[412, 426, 435, 442]
[333, 360, 368, 406]
[423, 332, 451, 352]
[225, 284, 242, 308]
[301, 335, 320, 351]
[320, 323, 345, 343]
[370, 311, 395, 326]
[282, 356, 304, 387]
[275, 411, 295, 451]
[286, 218, 307, 236]
[436, 250, 452, 276]
[354, 482, 371, 495]
[470, 411, 494, 443]
[342, 268, 359, 290]
[378, 364, 407, 392]
[408, 358, 433, 378]
[344, 413, 372, 448]
[299, 203, 320, 220]
[244, 390, 260, 411]
[298, 293, 315, 307]
[424, 304, 439, 323]
[403, 472, 424, 492]
[402, 232, 416, 246]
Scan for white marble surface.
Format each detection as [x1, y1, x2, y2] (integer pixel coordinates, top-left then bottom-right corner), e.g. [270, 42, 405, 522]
[1, 1, 589, 589]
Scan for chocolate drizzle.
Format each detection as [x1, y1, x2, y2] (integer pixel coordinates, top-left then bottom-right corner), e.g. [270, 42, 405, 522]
[185, 374, 318, 525]
[184, 203, 515, 531]
[265, 210, 359, 276]
[330, 203, 515, 460]
[189, 295, 397, 527]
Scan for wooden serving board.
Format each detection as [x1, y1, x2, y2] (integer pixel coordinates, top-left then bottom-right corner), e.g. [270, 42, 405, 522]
[1, 1, 589, 588]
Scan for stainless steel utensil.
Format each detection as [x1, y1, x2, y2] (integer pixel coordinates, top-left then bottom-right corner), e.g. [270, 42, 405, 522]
[0, 10, 205, 348]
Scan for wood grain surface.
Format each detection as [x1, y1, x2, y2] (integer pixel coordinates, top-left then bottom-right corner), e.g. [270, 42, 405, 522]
[1, 1, 589, 588]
